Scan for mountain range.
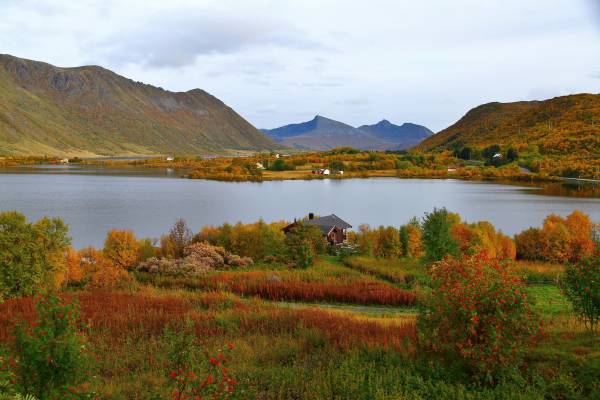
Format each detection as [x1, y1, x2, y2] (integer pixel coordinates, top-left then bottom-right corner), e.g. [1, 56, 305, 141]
[0, 54, 277, 156]
[419, 93, 600, 155]
[262, 116, 433, 150]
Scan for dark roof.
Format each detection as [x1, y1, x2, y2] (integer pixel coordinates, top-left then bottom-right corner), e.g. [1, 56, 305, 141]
[305, 214, 352, 230]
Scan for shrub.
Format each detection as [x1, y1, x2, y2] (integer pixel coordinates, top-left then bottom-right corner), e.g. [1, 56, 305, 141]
[136, 242, 252, 277]
[421, 208, 460, 262]
[563, 253, 600, 332]
[418, 253, 541, 378]
[14, 295, 90, 399]
[0, 211, 70, 300]
[103, 229, 140, 269]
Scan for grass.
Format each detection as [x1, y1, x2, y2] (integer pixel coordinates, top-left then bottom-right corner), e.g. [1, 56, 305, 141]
[513, 261, 565, 284]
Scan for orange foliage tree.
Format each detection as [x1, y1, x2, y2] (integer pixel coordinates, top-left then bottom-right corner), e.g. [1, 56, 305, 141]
[103, 229, 140, 269]
[515, 211, 595, 263]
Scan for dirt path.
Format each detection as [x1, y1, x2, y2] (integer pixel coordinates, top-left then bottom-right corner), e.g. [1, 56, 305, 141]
[275, 301, 418, 317]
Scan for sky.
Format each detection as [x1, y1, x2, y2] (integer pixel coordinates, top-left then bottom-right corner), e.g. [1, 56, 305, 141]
[1, 0, 599, 132]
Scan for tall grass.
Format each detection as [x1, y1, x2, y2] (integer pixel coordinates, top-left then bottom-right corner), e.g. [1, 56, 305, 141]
[137, 271, 417, 306]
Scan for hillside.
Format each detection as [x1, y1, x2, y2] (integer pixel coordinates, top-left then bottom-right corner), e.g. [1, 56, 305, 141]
[263, 116, 431, 150]
[0, 54, 277, 156]
[419, 94, 600, 155]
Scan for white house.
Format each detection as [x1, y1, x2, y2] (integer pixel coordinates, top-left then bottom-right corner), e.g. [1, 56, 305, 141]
[322, 169, 330, 175]
[493, 153, 503, 159]
[166, 156, 175, 162]
[256, 162, 265, 169]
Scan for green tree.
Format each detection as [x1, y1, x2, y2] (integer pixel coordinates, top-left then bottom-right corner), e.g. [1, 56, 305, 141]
[422, 208, 460, 262]
[14, 295, 90, 399]
[0, 211, 70, 300]
[506, 147, 519, 161]
[284, 222, 324, 268]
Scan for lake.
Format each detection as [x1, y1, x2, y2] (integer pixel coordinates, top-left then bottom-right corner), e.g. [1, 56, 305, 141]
[1, 165, 599, 248]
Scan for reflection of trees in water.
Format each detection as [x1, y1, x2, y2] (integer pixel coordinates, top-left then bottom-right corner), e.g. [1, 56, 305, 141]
[522, 182, 600, 198]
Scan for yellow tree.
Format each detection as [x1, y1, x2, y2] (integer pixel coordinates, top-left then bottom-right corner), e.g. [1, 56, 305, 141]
[103, 229, 140, 269]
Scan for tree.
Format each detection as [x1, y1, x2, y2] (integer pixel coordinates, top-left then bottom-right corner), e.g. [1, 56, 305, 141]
[103, 229, 140, 269]
[400, 218, 423, 258]
[284, 222, 324, 268]
[0, 211, 70, 300]
[421, 208, 460, 262]
[506, 147, 519, 161]
[169, 218, 193, 258]
[418, 253, 541, 377]
[375, 226, 401, 258]
[563, 253, 600, 333]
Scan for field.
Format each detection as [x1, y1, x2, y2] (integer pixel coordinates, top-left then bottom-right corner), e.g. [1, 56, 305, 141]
[1, 255, 598, 399]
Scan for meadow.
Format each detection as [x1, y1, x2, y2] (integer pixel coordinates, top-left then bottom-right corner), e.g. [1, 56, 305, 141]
[0, 209, 599, 399]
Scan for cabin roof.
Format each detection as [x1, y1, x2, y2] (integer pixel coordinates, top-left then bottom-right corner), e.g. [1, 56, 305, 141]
[305, 214, 352, 229]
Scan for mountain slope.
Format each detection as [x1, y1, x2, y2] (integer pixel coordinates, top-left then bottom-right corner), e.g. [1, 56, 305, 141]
[262, 116, 431, 150]
[0, 54, 277, 156]
[358, 120, 432, 149]
[419, 94, 600, 155]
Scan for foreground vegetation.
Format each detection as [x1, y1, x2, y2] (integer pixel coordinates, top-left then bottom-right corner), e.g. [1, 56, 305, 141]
[0, 209, 599, 399]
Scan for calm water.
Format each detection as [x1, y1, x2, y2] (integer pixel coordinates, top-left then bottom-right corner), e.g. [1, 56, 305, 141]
[1, 165, 599, 248]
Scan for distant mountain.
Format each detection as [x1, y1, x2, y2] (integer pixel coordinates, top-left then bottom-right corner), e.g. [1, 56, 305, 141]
[0, 54, 277, 156]
[358, 120, 433, 149]
[262, 116, 432, 150]
[418, 94, 600, 155]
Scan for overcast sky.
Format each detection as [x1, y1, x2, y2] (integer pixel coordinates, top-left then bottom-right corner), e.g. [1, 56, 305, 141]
[1, 0, 599, 131]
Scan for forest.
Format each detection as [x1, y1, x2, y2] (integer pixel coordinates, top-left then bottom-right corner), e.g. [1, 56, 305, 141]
[0, 208, 599, 399]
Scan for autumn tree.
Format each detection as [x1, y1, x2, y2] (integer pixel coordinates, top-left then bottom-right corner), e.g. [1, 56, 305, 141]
[103, 229, 140, 269]
[399, 218, 423, 258]
[0, 211, 70, 300]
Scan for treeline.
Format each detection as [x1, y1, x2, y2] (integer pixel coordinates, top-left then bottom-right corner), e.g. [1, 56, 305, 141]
[1, 209, 598, 302]
[348, 208, 597, 263]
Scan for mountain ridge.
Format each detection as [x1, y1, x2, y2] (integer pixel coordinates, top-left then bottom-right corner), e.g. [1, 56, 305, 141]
[0, 54, 277, 156]
[262, 116, 432, 150]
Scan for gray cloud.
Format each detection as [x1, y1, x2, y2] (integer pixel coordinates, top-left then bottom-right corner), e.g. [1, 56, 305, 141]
[97, 10, 314, 68]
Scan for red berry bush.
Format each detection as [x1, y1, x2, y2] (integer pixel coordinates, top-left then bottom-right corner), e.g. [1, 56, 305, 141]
[418, 253, 542, 377]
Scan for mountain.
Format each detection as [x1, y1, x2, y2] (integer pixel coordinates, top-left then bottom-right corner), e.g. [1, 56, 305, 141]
[262, 116, 432, 150]
[358, 120, 432, 149]
[0, 54, 277, 156]
[419, 94, 600, 155]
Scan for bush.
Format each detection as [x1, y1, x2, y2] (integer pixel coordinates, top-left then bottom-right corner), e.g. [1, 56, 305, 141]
[0, 211, 70, 300]
[418, 253, 541, 378]
[421, 208, 460, 262]
[563, 253, 600, 332]
[14, 295, 91, 399]
[136, 242, 252, 277]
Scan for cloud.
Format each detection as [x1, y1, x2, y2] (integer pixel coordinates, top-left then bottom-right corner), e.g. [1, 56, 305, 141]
[97, 10, 314, 68]
[336, 98, 370, 107]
